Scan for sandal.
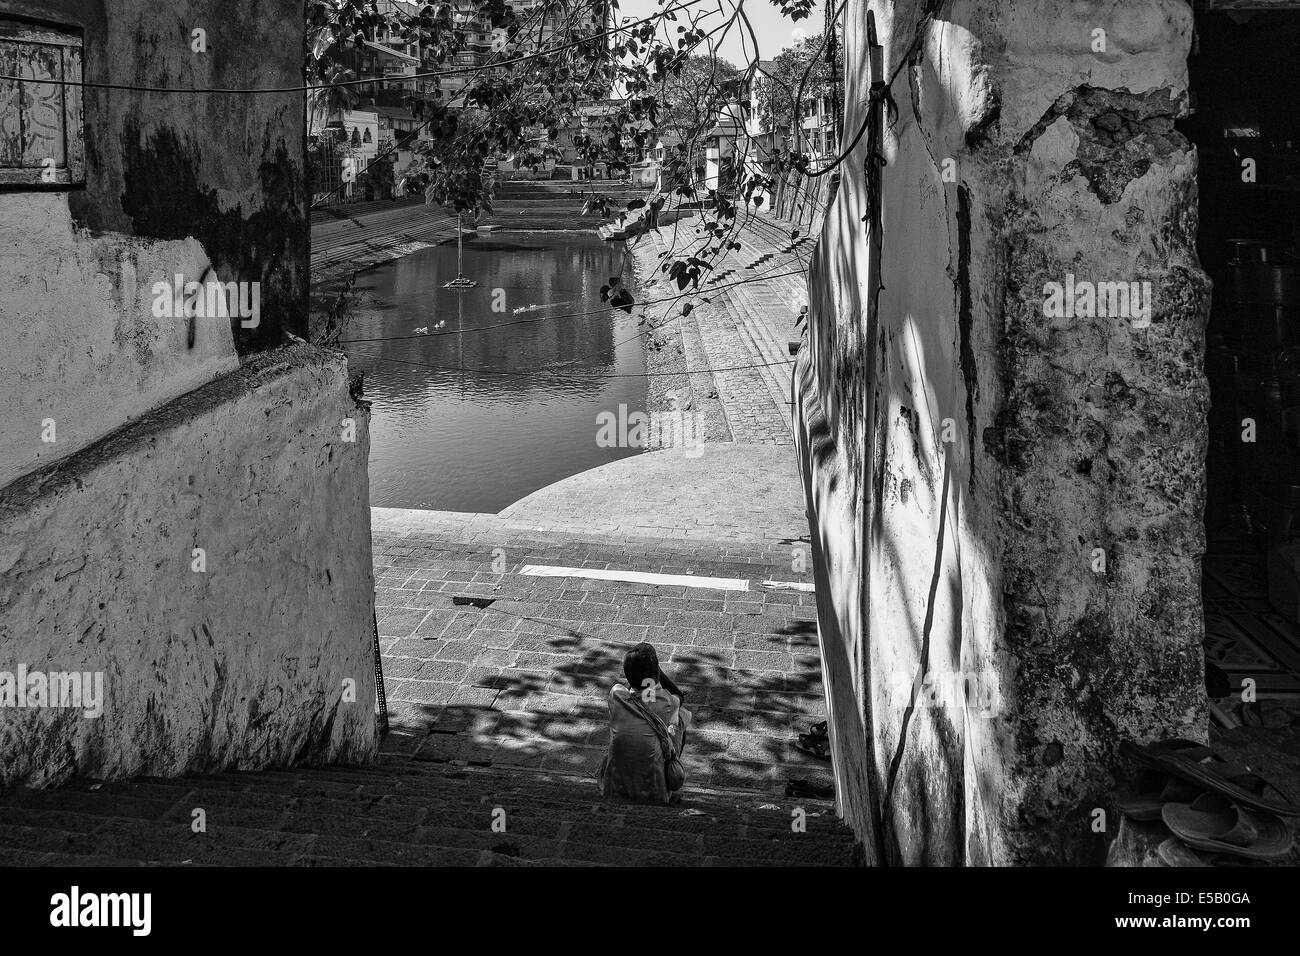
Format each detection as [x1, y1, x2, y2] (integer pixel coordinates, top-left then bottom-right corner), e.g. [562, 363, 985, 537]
[785, 779, 833, 800]
[1157, 837, 1213, 868]
[1115, 769, 1204, 821]
[1161, 793, 1293, 860]
[795, 736, 831, 761]
[1120, 739, 1300, 817]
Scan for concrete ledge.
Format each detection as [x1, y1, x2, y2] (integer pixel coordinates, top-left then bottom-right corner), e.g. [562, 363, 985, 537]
[0, 344, 378, 787]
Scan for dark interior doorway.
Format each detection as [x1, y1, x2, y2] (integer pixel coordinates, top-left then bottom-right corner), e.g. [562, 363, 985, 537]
[1184, 2, 1300, 725]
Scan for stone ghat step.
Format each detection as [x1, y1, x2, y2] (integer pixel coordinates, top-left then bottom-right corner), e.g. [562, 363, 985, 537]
[0, 764, 843, 838]
[0, 760, 858, 866]
[376, 545, 814, 588]
[476, 219, 603, 229]
[482, 204, 600, 213]
[487, 195, 627, 205]
[373, 522, 807, 565]
[492, 184, 648, 195]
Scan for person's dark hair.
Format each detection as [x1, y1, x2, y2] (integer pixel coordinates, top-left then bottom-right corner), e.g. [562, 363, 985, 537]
[623, 642, 660, 690]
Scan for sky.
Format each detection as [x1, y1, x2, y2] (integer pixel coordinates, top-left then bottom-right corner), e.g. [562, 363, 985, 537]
[615, 0, 826, 68]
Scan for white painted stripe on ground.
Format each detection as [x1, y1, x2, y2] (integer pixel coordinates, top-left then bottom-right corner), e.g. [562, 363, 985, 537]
[517, 564, 816, 595]
[518, 564, 750, 592]
[758, 580, 816, 593]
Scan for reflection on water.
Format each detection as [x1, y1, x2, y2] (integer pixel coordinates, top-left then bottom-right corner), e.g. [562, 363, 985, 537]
[343, 233, 646, 512]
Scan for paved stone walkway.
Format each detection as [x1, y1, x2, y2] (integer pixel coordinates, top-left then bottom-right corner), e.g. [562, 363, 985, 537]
[370, 506, 828, 796]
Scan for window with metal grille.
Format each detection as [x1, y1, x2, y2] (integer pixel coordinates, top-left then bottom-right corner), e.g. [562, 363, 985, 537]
[0, 19, 83, 188]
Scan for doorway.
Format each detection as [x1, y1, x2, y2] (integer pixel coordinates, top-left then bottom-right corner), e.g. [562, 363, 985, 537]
[1184, 1, 1300, 726]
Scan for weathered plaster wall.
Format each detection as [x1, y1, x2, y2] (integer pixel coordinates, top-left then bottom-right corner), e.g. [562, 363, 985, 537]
[0, 3, 377, 787]
[796, 0, 1209, 864]
[0, 0, 306, 375]
[0, 345, 376, 787]
[0, 192, 239, 487]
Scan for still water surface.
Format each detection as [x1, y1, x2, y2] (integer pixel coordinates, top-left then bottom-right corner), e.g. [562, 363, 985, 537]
[343, 233, 646, 513]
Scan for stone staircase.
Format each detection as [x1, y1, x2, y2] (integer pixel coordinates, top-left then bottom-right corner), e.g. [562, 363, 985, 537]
[0, 754, 858, 866]
[311, 196, 457, 285]
[705, 223, 814, 431]
[481, 180, 648, 231]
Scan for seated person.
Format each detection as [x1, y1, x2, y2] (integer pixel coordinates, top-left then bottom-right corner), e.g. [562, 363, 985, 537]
[599, 642, 692, 804]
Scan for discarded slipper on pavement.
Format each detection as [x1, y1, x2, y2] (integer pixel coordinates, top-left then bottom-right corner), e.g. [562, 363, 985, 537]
[1161, 792, 1293, 861]
[1157, 837, 1213, 868]
[1120, 738, 1300, 817]
[795, 720, 831, 760]
[1116, 769, 1203, 821]
[1119, 737, 1209, 772]
[795, 736, 831, 760]
[785, 779, 833, 800]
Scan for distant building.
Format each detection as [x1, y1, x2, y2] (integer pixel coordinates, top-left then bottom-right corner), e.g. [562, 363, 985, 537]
[444, 0, 612, 172]
[438, 1, 609, 101]
[308, 1, 617, 187]
[799, 92, 836, 160]
[308, 0, 436, 199]
[742, 60, 792, 205]
[703, 101, 746, 194]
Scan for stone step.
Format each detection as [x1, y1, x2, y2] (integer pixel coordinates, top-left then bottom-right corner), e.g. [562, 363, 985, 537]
[372, 522, 805, 563]
[0, 753, 858, 866]
[0, 761, 844, 828]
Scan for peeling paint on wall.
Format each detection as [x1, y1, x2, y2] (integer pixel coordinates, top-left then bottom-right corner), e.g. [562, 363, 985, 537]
[796, 0, 1211, 865]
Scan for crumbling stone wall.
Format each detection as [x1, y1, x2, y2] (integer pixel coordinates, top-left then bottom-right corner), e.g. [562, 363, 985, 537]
[795, 0, 1208, 864]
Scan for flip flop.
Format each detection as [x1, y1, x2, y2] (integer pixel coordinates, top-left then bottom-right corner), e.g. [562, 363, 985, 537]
[1157, 837, 1213, 868]
[1240, 702, 1265, 728]
[797, 725, 827, 745]
[1115, 770, 1204, 821]
[794, 736, 831, 760]
[1121, 739, 1300, 817]
[1161, 793, 1293, 860]
[1119, 737, 1206, 772]
[785, 779, 833, 800]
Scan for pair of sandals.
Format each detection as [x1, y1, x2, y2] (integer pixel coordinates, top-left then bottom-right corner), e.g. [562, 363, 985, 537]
[795, 720, 831, 760]
[1117, 738, 1298, 865]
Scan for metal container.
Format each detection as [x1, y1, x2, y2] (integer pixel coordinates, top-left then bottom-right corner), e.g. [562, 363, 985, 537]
[1227, 261, 1300, 346]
